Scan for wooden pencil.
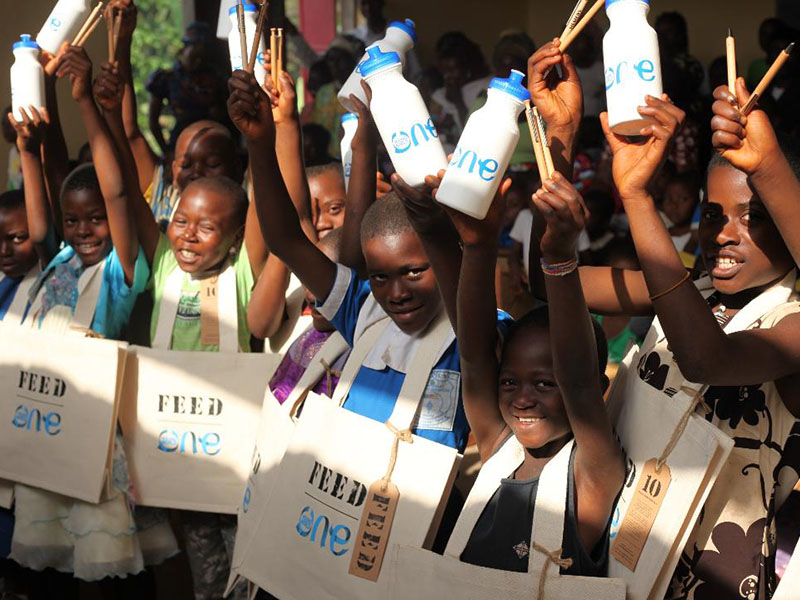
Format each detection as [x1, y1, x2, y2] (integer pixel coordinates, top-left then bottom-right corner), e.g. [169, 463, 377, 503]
[534, 107, 555, 179]
[560, 0, 589, 41]
[726, 28, 737, 96]
[75, 10, 104, 47]
[525, 101, 549, 185]
[560, 0, 604, 52]
[237, 0, 248, 72]
[72, 1, 104, 47]
[276, 27, 284, 90]
[742, 42, 795, 115]
[270, 28, 278, 87]
[248, 1, 268, 74]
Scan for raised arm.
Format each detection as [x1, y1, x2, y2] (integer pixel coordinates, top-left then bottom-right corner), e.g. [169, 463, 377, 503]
[227, 70, 336, 302]
[10, 107, 57, 264]
[57, 47, 138, 283]
[111, 0, 160, 193]
[338, 87, 378, 274]
[533, 173, 625, 548]
[246, 254, 291, 339]
[93, 60, 160, 264]
[604, 96, 800, 392]
[41, 59, 69, 237]
[448, 190, 512, 462]
[711, 79, 800, 266]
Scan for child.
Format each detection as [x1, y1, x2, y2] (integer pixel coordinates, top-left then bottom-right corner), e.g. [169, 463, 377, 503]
[265, 228, 350, 403]
[308, 163, 346, 238]
[661, 171, 700, 256]
[0, 190, 39, 322]
[532, 39, 800, 599]
[10, 45, 151, 583]
[229, 69, 470, 450]
[441, 168, 624, 575]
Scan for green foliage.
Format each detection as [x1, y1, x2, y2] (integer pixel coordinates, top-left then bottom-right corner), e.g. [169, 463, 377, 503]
[130, 0, 183, 154]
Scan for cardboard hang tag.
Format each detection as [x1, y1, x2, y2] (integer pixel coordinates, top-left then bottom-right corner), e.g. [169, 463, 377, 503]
[348, 479, 400, 582]
[611, 458, 672, 572]
[200, 275, 220, 346]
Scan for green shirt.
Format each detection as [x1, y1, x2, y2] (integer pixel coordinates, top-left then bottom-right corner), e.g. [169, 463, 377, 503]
[149, 233, 255, 352]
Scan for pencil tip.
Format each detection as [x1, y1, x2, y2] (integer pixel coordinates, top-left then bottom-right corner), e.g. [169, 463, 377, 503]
[728, 27, 732, 37]
[787, 42, 795, 54]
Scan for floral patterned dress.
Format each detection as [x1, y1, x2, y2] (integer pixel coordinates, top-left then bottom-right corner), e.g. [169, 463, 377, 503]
[634, 273, 800, 600]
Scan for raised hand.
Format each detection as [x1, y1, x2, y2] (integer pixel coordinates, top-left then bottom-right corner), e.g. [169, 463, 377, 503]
[528, 39, 583, 135]
[56, 46, 93, 102]
[263, 70, 298, 125]
[532, 172, 586, 263]
[227, 70, 275, 142]
[349, 81, 379, 155]
[93, 61, 124, 112]
[391, 171, 447, 235]
[106, 0, 137, 39]
[711, 78, 780, 175]
[376, 172, 392, 198]
[600, 94, 684, 199]
[8, 107, 50, 154]
[441, 177, 513, 247]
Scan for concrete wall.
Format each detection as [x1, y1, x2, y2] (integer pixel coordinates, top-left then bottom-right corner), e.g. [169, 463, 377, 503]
[385, 0, 774, 77]
[2, 1, 109, 190]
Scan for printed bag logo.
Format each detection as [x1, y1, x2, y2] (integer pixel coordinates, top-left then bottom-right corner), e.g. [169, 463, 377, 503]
[294, 460, 368, 559]
[413, 369, 460, 431]
[12, 370, 67, 437]
[155, 394, 225, 456]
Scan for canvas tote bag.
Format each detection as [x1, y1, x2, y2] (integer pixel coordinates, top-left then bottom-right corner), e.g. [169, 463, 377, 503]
[120, 261, 281, 513]
[237, 312, 461, 600]
[603, 274, 800, 600]
[389, 438, 627, 599]
[226, 330, 352, 596]
[0, 325, 125, 503]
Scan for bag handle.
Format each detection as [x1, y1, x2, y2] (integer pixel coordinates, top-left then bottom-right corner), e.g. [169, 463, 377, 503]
[2, 265, 40, 325]
[331, 317, 393, 406]
[153, 259, 238, 351]
[282, 330, 350, 416]
[25, 259, 104, 333]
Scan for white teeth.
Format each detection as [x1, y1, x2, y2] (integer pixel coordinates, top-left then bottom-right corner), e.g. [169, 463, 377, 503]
[716, 257, 739, 269]
[517, 417, 543, 424]
[179, 250, 198, 259]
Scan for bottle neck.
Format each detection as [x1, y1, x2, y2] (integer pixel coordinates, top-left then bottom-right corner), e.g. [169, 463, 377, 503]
[382, 30, 414, 53]
[364, 63, 404, 86]
[485, 89, 525, 119]
[607, 1, 650, 23]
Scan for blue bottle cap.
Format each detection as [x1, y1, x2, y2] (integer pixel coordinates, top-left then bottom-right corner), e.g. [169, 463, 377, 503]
[606, 0, 649, 7]
[229, 3, 259, 16]
[13, 35, 40, 51]
[359, 46, 401, 78]
[488, 70, 530, 102]
[341, 113, 359, 124]
[388, 19, 417, 43]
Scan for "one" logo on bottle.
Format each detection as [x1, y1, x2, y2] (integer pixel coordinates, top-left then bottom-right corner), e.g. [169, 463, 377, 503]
[605, 59, 657, 91]
[391, 119, 439, 154]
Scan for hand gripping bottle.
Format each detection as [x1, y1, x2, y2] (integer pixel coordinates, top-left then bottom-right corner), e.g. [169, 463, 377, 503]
[36, 0, 91, 55]
[228, 3, 268, 85]
[603, 0, 663, 135]
[361, 47, 447, 188]
[436, 70, 530, 220]
[338, 19, 417, 112]
[10, 36, 46, 122]
[340, 113, 359, 192]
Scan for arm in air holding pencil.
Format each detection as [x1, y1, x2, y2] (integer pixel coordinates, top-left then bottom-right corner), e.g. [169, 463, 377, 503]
[57, 46, 139, 284]
[533, 171, 625, 553]
[227, 70, 336, 303]
[711, 78, 800, 266]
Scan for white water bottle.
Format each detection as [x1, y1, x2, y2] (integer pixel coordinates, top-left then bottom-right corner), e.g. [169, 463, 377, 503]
[338, 19, 417, 112]
[361, 47, 447, 187]
[603, 0, 663, 135]
[10, 36, 46, 123]
[36, 0, 91, 55]
[340, 113, 359, 192]
[436, 70, 529, 220]
[227, 3, 268, 86]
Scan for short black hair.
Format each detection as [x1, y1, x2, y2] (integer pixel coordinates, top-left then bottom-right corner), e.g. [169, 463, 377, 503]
[317, 227, 343, 261]
[360, 192, 413, 246]
[306, 162, 344, 182]
[502, 305, 609, 381]
[61, 163, 101, 203]
[0, 189, 25, 212]
[184, 176, 249, 227]
[708, 136, 800, 182]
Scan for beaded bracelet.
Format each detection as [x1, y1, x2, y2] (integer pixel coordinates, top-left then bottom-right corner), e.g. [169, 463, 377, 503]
[540, 257, 578, 277]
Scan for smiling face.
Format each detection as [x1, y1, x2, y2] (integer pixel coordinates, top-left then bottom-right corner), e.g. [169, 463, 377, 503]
[498, 325, 571, 451]
[172, 125, 240, 193]
[0, 205, 36, 278]
[167, 184, 243, 273]
[362, 230, 441, 335]
[61, 189, 112, 266]
[310, 170, 346, 238]
[699, 165, 794, 295]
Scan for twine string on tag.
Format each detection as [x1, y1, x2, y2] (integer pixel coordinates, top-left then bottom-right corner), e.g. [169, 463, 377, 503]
[655, 386, 711, 472]
[381, 421, 413, 492]
[531, 542, 573, 600]
[320, 358, 342, 398]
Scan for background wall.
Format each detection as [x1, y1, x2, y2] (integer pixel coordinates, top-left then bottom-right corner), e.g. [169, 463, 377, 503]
[385, 0, 774, 78]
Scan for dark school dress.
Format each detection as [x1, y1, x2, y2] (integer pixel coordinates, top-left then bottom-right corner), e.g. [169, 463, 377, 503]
[460, 445, 611, 576]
